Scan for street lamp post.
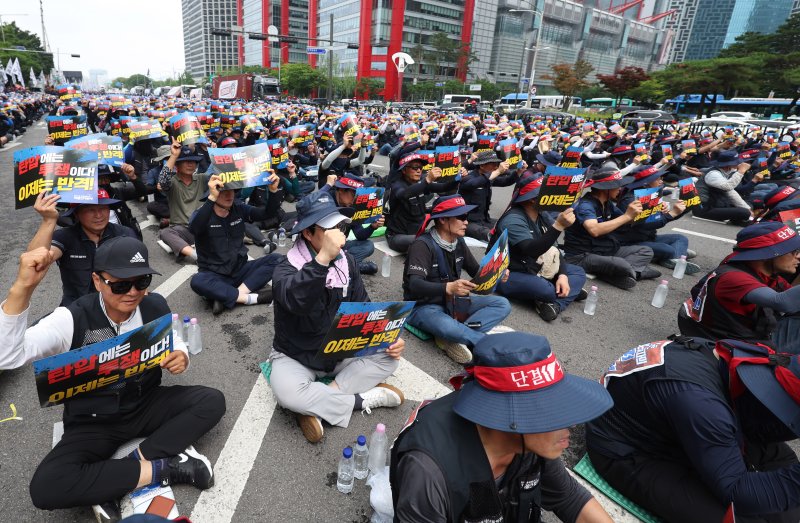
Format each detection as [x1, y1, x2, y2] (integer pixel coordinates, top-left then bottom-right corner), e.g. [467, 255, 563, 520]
[509, 7, 546, 109]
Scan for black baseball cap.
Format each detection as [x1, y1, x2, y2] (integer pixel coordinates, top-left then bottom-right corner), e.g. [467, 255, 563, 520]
[94, 237, 161, 279]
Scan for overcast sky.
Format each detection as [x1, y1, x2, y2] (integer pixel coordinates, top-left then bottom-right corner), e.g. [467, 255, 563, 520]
[0, 0, 186, 81]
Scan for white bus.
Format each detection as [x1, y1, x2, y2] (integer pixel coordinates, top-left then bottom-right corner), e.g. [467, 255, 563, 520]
[442, 94, 482, 105]
[499, 94, 582, 108]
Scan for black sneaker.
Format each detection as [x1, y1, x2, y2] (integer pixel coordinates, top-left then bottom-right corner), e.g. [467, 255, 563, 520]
[576, 288, 589, 302]
[636, 268, 662, 281]
[535, 301, 560, 322]
[257, 287, 273, 304]
[93, 499, 121, 523]
[359, 261, 379, 275]
[163, 445, 214, 490]
[607, 275, 638, 290]
[212, 300, 225, 316]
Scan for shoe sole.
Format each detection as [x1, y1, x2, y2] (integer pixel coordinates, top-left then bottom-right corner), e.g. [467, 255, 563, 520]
[607, 277, 637, 290]
[535, 303, 559, 322]
[297, 414, 324, 443]
[376, 383, 405, 406]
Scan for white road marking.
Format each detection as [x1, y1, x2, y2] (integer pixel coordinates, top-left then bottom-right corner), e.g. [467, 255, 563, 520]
[385, 357, 450, 401]
[153, 265, 198, 298]
[2, 141, 20, 150]
[671, 228, 736, 244]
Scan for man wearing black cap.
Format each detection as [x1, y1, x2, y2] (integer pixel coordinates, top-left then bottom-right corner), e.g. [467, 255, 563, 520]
[391, 332, 614, 523]
[459, 150, 518, 242]
[563, 167, 657, 289]
[694, 149, 754, 225]
[27, 189, 137, 307]
[587, 332, 800, 522]
[157, 139, 209, 262]
[678, 222, 800, 342]
[0, 237, 225, 517]
[270, 191, 406, 443]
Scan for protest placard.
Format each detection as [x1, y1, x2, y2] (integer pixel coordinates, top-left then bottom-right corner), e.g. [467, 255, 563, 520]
[634, 143, 649, 162]
[57, 84, 81, 102]
[537, 166, 587, 211]
[14, 146, 99, 209]
[337, 113, 362, 144]
[195, 112, 217, 131]
[471, 230, 509, 295]
[633, 187, 663, 223]
[498, 138, 523, 170]
[168, 113, 209, 146]
[351, 187, 384, 225]
[778, 141, 793, 159]
[433, 146, 461, 181]
[208, 143, 272, 190]
[46, 115, 89, 145]
[264, 138, 289, 169]
[677, 178, 701, 208]
[401, 124, 419, 144]
[559, 146, 583, 168]
[32, 314, 173, 407]
[287, 125, 313, 147]
[316, 302, 415, 361]
[240, 114, 264, 134]
[753, 156, 770, 179]
[681, 139, 697, 155]
[219, 113, 238, 130]
[65, 133, 124, 167]
[475, 134, 494, 153]
[128, 119, 167, 144]
[661, 144, 673, 162]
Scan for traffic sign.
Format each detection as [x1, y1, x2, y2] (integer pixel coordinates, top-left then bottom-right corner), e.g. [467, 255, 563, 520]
[468, 84, 481, 92]
[307, 47, 327, 55]
[529, 85, 537, 96]
[435, 82, 444, 87]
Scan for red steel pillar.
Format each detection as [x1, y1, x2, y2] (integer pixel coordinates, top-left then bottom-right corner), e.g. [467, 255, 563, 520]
[308, 0, 318, 68]
[281, 0, 290, 64]
[457, 0, 475, 81]
[237, 0, 245, 66]
[261, 0, 271, 68]
[356, 0, 373, 82]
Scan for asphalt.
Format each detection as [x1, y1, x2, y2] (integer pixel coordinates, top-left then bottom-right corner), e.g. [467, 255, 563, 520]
[0, 122, 760, 522]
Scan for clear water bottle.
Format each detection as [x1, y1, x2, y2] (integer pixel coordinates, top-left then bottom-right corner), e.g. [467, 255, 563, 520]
[188, 318, 203, 355]
[368, 423, 388, 477]
[353, 435, 369, 480]
[182, 316, 191, 342]
[337, 446, 354, 494]
[672, 255, 688, 279]
[381, 252, 391, 278]
[172, 313, 182, 342]
[278, 228, 286, 247]
[651, 279, 669, 308]
[583, 286, 598, 316]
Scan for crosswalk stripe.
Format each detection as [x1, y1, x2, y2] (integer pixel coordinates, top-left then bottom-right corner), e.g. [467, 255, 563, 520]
[671, 228, 736, 244]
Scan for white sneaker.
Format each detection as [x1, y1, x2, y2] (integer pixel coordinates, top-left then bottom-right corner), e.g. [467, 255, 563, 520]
[487, 325, 515, 335]
[360, 384, 405, 414]
[435, 337, 473, 364]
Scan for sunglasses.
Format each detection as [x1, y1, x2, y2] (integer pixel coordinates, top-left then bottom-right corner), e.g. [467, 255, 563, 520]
[97, 273, 152, 294]
[452, 214, 469, 221]
[406, 164, 423, 171]
[314, 222, 348, 233]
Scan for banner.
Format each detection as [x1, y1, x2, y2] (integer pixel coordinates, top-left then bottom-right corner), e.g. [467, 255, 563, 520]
[265, 138, 289, 169]
[633, 187, 663, 223]
[559, 146, 583, 168]
[433, 146, 461, 181]
[780, 208, 800, 234]
[475, 134, 494, 153]
[57, 84, 81, 102]
[677, 177, 701, 207]
[209, 143, 272, 190]
[168, 113, 208, 146]
[498, 138, 523, 170]
[681, 139, 697, 155]
[471, 229, 510, 295]
[46, 115, 89, 145]
[32, 314, 173, 407]
[64, 134, 124, 167]
[15, 146, 99, 209]
[316, 301, 415, 361]
[660, 144, 673, 162]
[128, 119, 167, 144]
[351, 187, 384, 225]
[537, 166, 587, 211]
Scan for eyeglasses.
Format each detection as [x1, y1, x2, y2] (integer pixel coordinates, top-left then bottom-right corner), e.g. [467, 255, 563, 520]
[97, 273, 152, 294]
[406, 165, 423, 171]
[314, 222, 348, 233]
[452, 214, 469, 221]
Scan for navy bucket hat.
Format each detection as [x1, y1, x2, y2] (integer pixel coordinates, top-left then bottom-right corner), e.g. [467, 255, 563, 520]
[729, 221, 800, 262]
[535, 150, 562, 167]
[513, 174, 544, 203]
[587, 166, 630, 190]
[289, 190, 355, 235]
[452, 332, 613, 433]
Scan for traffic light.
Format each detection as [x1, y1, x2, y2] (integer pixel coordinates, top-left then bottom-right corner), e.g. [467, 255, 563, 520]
[347, 43, 359, 49]
[248, 34, 268, 40]
[211, 29, 232, 37]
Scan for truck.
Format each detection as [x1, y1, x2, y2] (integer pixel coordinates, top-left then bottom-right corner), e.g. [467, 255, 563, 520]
[211, 74, 280, 101]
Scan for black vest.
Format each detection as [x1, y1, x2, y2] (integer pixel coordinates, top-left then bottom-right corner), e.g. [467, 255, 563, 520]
[387, 180, 429, 236]
[563, 195, 621, 256]
[391, 392, 543, 523]
[63, 293, 170, 422]
[402, 233, 467, 307]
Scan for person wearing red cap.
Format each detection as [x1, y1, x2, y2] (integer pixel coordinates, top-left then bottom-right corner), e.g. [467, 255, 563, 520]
[26, 189, 137, 307]
[678, 221, 800, 342]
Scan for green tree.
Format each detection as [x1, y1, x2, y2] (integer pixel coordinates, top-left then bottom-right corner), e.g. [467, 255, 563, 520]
[430, 32, 460, 80]
[355, 77, 382, 99]
[280, 63, 327, 97]
[627, 78, 666, 106]
[0, 22, 54, 84]
[543, 60, 594, 110]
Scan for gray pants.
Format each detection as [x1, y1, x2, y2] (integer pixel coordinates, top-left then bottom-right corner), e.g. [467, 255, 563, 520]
[159, 224, 194, 256]
[566, 245, 653, 280]
[269, 350, 399, 427]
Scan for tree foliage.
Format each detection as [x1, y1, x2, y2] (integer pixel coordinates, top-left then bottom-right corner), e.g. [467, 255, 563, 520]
[0, 22, 54, 82]
[280, 63, 327, 97]
[542, 60, 594, 110]
[596, 66, 649, 105]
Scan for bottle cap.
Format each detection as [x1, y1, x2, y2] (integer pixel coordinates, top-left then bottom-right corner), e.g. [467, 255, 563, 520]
[172, 313, 178, 320]
[590, 285, 598, 291]
[680, 255, 687, 260]
[183, 316, 190, 322]
[357, 435, 366, 446]
[191, 318, 198, 325]
[661, 279, 669, 285]
[376, 423, 386, 433]
[343, 446, 353, 458]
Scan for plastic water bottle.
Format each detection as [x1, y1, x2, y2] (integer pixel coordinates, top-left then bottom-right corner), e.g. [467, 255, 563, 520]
[651, 280, 669, 308]
[337, 447, 355, 494]
[353, 435, 369, 480]
[583, 286, 598, 316]
[368, 423, 388, 477]
[188, 318, 203, 355]
[182, 316, 191, 342]
[172, 313, 182, 342]
[381, 252, 391, 278]
[672, 255, 688, 279]
[278, 228, 286, 247]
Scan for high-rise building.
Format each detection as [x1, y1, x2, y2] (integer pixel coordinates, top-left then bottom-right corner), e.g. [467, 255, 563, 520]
[792, 0, 800, 16]
[182, 0, 240, 82]
[242, 0, 309, 68]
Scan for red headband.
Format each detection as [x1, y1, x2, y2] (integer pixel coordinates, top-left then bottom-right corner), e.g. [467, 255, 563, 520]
[767, 187, 796, 207]
[736, 226, 796, 250]
[432, 197, 467, 215]
[465, 353, 564, 392]
[590, 171, 623, 186]
[634, 167, 659, 180]
[337, 177, 364, 189]
[519, 178, 543, 197]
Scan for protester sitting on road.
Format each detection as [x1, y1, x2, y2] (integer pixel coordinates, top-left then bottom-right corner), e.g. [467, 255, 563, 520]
[586, 331, 800, 523]
[493, 174, 588, 322]
[321, 173, 382, 275]
[615, 164, 702, 275]
[386, 153, 458, 254]
[403, 194, 512, 364]
[188, 174, 284, 315]
[317, 134, 366, 189]
[270, 191, 406, 443]
[0, 237, 225, 518]
[27, 190, 137, 307]
[144, 145, 172, 228]
[459, 150, 520, 242]
[693, 149, 754, 225]
[678, 221, 800, 342]
[563, 167, 657, 289]
[157, 140, 209, 262]
[391, 332, 614, 523]
[754, 185, 800, 222]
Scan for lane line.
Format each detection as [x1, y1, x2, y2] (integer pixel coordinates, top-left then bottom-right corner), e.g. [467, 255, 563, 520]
[671, 228, 736, 244]
[152, 265, 198, 298]
[2, 142, 20, 151]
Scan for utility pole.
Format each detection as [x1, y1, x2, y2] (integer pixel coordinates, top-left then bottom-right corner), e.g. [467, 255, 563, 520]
[327, 13, 333, 101]
[39, 0, 49, 51]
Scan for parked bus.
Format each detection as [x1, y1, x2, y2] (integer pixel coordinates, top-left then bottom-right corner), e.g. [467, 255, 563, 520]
[663, 94, 795, 118]
[585, 97, 633, 108]
[498, 94, 582, 109]
[442, 94, 482, 105]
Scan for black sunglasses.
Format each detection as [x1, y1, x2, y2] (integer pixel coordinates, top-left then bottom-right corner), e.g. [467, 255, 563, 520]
[452, 214, 469, 221]
[97, 273, 152, 294]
